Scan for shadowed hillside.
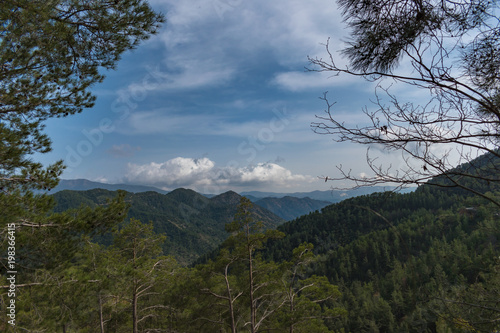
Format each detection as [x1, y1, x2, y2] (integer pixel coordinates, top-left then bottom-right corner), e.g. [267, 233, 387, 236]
[52, 188, 284, 265]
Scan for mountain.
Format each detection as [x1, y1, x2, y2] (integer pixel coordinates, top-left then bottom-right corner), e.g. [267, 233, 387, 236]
[49, 179, 408, 221]
[50, 179, 414, 204]
[52, 188, 284, 265]
[259, 155, 500, 331]
[264, 186, 462, 261]
[254, 196, 331, 221]
[50, 179, 169, 194]
[241, 186, 414, 203]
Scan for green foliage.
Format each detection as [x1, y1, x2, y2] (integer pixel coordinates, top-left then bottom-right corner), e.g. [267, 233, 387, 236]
[0, 0, 163, 192]
[266, 187, 461, 261]
[53, 189, 285, 265]
[0, 1, 164, 331]
[2, 219, 178, 332]
[263, 180, 500, 332]
[192, 198, 344, 333]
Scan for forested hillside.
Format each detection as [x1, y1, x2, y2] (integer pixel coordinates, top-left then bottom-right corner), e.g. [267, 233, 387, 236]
[265, 187, 463, 260]
[263, 184, 500, 332]
[4, 162, 500, 331]
[52, 188, 284, 264]
[254, 196, 331, 221]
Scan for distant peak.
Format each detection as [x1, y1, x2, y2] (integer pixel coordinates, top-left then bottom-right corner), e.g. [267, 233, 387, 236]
[167, 188, 207, 200]
[223, 190, 239, 196]
[168, 188, 198, 195]
[211, 190, 242, 204]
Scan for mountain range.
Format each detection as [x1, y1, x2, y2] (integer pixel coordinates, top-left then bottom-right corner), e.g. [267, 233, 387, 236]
[47, 153, 500, 331]
[240, 186, 414, 202]
[50, 179, 413, 219]
[52, 188, 287, 265]
[47, 180, 416, 264]
[52, 179, 411, 202]
[49, 178, 170, 194]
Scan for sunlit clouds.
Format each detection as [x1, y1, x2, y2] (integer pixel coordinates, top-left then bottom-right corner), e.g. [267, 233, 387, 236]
[124, 157, 314, 192]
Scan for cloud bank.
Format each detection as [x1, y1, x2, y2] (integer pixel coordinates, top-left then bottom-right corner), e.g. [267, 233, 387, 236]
[124, 157, 314, 192]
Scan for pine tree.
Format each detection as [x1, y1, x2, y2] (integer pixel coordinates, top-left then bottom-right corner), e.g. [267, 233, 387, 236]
[0, 1, 164, 330]
[0, 0, 164, 269]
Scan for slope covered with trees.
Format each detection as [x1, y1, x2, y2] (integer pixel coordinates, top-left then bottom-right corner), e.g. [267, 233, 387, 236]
[52, 188, 284, 264]
[255, 196, 332, 221]
[263, 170, 500, 331]
[1, 196, 346, 332]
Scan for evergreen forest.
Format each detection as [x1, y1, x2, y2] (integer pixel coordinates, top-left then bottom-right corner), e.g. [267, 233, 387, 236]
[2, 0, 500, 332]
[2, 159, 500, 332]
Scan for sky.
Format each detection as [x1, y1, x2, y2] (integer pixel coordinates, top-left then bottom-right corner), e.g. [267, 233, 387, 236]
[38, 0, 416, 194]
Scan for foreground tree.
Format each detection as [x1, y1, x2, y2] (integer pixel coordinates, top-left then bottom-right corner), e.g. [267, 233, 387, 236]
[108, 219, 176, 333]
[310, 0, 500, 204]
[0, 0, 164, 193]
[276, 243, 345, 333]
[224, 197, 286, 332]
[0, 1, 163, 265]
[0, 1, 164, 330]
[0, 193, 129, 331]
[195, 198, 344, 332]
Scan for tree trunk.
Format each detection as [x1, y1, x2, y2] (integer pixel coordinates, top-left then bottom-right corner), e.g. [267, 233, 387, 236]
[249, 245, 255, 333]
[133, 287, 138, 333]
[99, 293, 105, 333]
[225, 264, 237, 333]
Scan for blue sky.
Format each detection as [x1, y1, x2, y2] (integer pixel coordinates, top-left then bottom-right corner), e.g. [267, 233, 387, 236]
[38, 0, 410, 194]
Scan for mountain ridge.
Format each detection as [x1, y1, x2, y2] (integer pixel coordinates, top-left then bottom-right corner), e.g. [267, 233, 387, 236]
[51, 179, 169, 194]
[51, 188, 284, 265]
[52, 179, 411, 202]
[50, 179, 414, 220]
[255, 196, 331, 221]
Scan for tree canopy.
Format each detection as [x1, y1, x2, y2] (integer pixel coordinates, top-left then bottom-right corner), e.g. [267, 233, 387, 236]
[0, 0, 164, 193]
[0, 2, 164, 329]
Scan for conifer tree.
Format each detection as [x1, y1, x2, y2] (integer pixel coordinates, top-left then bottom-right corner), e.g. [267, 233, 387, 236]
[0, 1, 164, 329]
[0, 0, 163, 268]
[109, 219, 175, 333]
[224, 197, 286, 332]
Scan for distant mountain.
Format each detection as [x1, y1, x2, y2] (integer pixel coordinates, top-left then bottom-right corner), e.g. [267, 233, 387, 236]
[254, 196, 332, 221]
[50, 179, 415, 223]
[51, 179, 169, 194]
[241, 186, 413, 203]
[51, 179, 414, 203]
[52, 188, 284, 265]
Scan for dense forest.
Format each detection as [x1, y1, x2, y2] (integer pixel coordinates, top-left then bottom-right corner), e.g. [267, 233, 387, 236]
[1, 195, 344, 332]
[264, 185, 500, 332]
[2, 0, 500, 331]
[51, 188, 284, 265]
[2, 161, 500, 331]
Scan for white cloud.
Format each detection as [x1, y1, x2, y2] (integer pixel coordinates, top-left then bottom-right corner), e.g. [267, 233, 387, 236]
[238, 163, 311, 184]
[124, 157, 314, 191]
[125, 157, 215, 188]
